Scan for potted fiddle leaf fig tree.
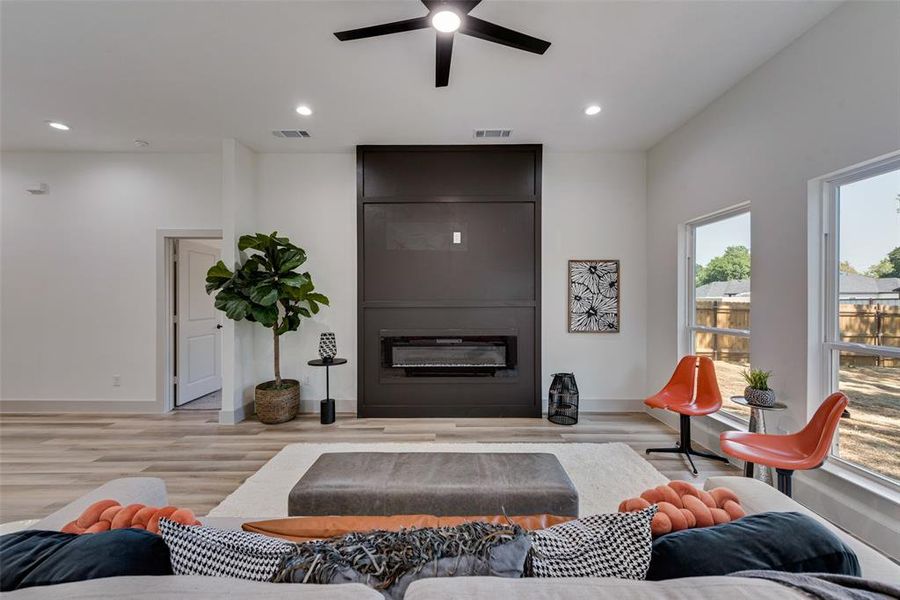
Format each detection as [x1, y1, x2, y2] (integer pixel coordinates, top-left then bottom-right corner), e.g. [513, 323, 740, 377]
[205, 232, 329, 424]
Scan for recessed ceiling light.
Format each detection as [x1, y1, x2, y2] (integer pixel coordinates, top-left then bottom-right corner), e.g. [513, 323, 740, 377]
[584, 105, 602, 116]
[432, 10, 461, 33]
[295, 105, 313, 117]
[46, 121, 70, 131]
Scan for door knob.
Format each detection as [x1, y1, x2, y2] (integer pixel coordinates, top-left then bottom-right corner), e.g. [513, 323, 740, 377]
[216, 324, 223, 329]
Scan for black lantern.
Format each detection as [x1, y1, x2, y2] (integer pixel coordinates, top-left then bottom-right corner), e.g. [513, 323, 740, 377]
[548, 373, 579, 425]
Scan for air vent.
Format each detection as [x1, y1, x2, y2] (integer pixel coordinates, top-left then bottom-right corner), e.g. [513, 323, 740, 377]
[474, 129, 511, 139]
[272, 130, 311, 138]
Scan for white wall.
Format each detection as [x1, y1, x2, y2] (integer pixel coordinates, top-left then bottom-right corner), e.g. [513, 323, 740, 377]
[646, 1, 900, 558]
[219, 139, 259, 423]
[0, 152, 221, 409]
[251, 151, 648, 413]
[543, 152, 647, 410]
[0, 149, 648, 413]
[253, 153, 357, 413]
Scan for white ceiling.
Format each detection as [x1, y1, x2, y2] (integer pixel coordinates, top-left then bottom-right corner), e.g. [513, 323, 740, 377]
[1, 0, 839, 153]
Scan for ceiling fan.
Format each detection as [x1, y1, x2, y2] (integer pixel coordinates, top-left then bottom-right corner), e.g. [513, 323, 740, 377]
[334, 0, 551, 87]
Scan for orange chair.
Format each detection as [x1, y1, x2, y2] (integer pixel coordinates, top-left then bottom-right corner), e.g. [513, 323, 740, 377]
[719, 392, 848, 497]
[645, 356, 729, 474]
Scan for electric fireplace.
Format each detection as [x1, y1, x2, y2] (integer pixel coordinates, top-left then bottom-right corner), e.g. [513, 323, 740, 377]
[381, 332, 517, 378]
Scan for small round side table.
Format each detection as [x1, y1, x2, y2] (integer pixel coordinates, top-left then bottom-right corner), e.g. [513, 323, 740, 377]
[730, 396, 788, 486]
[308, 358, 347, 425]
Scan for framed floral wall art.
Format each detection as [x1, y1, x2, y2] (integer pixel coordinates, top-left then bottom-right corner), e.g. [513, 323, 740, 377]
[568, 259, 620, 333]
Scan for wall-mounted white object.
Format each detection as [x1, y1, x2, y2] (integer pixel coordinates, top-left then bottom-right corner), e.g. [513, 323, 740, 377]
[26, 183, 49, 195]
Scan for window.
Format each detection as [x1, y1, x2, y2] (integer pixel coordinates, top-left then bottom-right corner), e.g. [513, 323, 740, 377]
[685, 208, 751, 421]
[823, 157, 900, 484]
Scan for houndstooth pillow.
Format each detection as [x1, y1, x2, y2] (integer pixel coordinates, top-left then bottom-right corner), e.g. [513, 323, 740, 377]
[528, 506, 657, 579]
[158, 518, 296, 581]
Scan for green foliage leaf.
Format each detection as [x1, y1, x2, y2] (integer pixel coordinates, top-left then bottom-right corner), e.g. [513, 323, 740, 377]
[306, 292, 330, 306]
[742, 368, 772, 391]
[238, 233, 269, 252]
[695, 245, 751, 286]
[276, 312, 302, 335]
[250, 304, 279, 328]
[249, 283, 279, 306]
[278, 273, 309, 289]
[864, 247, 900, 278]
[214, 292, 251, 321]
[278, 248, 307, 272]
[205, 261, 234, 293]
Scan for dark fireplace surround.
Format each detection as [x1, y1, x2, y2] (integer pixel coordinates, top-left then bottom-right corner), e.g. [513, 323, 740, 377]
[357, 145, 542, 417]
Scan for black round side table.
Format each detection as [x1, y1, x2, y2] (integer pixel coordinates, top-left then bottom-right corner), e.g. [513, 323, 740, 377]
[307, 358, 347, 425]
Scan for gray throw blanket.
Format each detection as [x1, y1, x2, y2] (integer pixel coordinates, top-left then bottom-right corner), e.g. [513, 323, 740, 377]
[734, 570, 900, 600]
[273, 521, 531, 600]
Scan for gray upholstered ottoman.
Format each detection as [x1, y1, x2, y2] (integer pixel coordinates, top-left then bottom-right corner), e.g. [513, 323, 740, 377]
[288, 452, 578, 517]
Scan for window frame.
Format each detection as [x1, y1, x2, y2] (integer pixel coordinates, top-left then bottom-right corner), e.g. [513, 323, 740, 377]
[821, 154, 900, 485]
[684, 204, 752, 422]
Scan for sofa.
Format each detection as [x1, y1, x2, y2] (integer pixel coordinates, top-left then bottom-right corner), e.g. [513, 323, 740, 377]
[6, 475, 899, 598]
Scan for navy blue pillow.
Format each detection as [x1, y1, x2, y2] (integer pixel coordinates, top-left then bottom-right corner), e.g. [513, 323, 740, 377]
[646, 511, 860, 581]
[0, 528, 173, 591]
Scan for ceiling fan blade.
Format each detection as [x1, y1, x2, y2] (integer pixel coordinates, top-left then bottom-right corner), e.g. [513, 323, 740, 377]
[435, 33, 453, 87]
[460, 15, 550, 54]
[334, 16, 430, 41]
[421, 1, 482, 13]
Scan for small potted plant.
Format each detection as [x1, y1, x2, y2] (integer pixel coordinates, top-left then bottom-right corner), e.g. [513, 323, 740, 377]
[205, 232, 329, 424]
[742, 368, 775, 407]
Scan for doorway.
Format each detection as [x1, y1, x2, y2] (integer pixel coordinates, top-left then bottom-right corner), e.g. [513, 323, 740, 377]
[173, 238, 223, 409]
[156, 230, 224, 413]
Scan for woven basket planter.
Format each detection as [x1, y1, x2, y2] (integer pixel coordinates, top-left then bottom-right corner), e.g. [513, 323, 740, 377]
[255, 379, 300, 424]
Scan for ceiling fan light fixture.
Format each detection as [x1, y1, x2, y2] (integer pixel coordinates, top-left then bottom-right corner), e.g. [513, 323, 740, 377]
[431, 10, 461, 33]
[333, 1, 551, 87]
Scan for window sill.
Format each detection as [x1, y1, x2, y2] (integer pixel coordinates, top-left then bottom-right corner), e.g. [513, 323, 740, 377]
[707, 410, 748, 431]
[819, 459, 900, 501]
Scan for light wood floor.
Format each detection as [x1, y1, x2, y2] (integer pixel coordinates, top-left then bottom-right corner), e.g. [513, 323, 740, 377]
[0, 411, 738, 522]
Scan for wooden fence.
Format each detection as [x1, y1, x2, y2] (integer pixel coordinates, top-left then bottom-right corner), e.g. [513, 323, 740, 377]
[839, 304, 900, 366]
[695, 301, 900, 366]
[694, 301, 750, 363]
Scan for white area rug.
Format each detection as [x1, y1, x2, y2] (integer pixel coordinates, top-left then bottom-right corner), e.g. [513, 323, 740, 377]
[209, 442, 668, 518]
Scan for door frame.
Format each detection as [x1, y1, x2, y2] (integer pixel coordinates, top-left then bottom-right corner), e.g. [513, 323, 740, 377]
[156, 229, 223, 413]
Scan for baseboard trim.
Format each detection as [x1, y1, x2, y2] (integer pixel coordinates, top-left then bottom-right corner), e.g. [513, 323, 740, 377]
[218, 400, 255, 425]
[575, 398, 646, 413]
[299, 399, 355, 415]
[0, 398, 160, 413]
[293, 398, 645, 417]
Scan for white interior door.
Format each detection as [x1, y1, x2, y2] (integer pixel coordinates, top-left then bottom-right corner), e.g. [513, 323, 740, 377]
[176, 239, 222, 406]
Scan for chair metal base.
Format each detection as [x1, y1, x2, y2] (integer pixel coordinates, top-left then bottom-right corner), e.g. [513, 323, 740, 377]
[646, 414, 729, 475]
[745, 462, 797, 497]
[776, 468, 794, 497]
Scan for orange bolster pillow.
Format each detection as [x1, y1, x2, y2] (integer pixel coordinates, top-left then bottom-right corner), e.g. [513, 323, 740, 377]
[242, 513, 575, 543]
[618, 481, 745, 537]
[62, 499, 201, 535]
